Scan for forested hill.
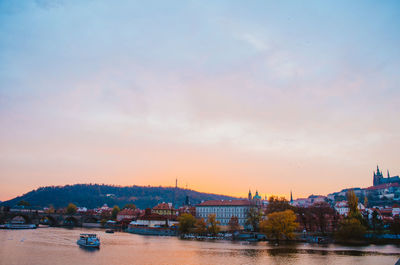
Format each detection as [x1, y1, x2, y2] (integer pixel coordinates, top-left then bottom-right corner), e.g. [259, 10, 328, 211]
[1, 184, 237, 209]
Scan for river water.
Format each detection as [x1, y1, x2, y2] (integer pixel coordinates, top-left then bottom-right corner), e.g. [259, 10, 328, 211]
[0, 227, 399, 265]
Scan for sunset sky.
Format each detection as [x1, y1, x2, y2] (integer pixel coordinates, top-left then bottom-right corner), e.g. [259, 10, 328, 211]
[1, 1, 399, 201]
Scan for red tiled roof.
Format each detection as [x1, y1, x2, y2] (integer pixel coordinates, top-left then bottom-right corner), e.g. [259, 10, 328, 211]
[117, 209, 135, 216]
[138, 213, 168, 221]
[366, 183, 399, 191]
[196, 199, 252, 206]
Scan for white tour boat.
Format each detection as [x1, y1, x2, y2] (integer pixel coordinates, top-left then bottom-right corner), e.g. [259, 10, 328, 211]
[77, 233, 100, 248]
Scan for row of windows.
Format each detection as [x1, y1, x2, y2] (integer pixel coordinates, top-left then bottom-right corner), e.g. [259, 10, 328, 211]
[218, 218, 245, 225]
[196, 207, 248, 213]
[197, 213, 246, 219]
[197, 216, 246, 225]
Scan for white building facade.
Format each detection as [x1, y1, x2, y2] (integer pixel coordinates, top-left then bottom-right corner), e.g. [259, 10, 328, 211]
[195, 200, 253, 226]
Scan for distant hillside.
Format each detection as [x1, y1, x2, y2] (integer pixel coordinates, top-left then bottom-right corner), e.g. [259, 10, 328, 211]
[1, 184, 237, 209]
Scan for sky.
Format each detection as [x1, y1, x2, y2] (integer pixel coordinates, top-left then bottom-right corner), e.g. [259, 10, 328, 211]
[0, 0, 399, 201]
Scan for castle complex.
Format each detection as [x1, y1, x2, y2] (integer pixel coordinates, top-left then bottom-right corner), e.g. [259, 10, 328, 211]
[373, 165, 400, 186]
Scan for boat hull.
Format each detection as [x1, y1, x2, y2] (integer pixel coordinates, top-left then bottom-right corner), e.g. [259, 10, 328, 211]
[77, 240, 100, 248]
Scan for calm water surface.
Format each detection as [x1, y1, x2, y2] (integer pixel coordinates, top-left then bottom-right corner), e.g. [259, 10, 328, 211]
[0, 228, 399, 265]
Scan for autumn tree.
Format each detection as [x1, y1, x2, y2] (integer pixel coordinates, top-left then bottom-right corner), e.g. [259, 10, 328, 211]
[295, 207, 313, 232]
[207, 214, 220, 235]
[194, 218, 207, 235]
[112, 205, 120, 220]
[390, 216, 400, 236]
[228, 216, 241, 232]
[45, 205, 55, 214]
[336, 190, 367, 240]
[370, 210, 383, 233]
[347, 190, 361, 219]
[246, 207, 263, 232]
[260, 210, 299, 243]
[310, 202, 335, 234]
[336, 218, 366, 240]
[266, 196, 292, 214]
[66, 203, 77, 215]
[101, 210, 111, 220]
[178, 213, 196, 234]
[363, 196, 368, 208]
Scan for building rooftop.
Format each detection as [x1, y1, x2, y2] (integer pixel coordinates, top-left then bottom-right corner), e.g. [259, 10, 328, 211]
[196, 199, 252, 206]
[153, 202, 174, 210]
[366, 182, 399, 191]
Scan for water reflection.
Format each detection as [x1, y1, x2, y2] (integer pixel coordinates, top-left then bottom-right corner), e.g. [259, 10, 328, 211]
[0, 228, 398, 265]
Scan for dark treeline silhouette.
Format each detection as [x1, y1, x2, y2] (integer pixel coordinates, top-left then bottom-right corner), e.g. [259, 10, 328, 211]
[0, 184, 236, 209]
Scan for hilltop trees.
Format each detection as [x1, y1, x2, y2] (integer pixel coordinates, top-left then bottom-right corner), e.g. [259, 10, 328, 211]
[17, 200, 30, 207]
[2, 184, 235, 209]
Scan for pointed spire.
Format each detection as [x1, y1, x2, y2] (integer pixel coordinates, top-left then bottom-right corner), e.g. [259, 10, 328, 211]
[290, 190, 293, 202]
[387, 170, 390, 178]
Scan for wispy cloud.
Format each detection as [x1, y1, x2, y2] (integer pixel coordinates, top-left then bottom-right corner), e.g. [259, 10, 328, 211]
[0, 0, 399, 200]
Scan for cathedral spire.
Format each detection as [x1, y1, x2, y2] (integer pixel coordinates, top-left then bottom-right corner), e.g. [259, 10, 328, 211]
[290, 190, 293, 203]
[388, 170, 390, 178]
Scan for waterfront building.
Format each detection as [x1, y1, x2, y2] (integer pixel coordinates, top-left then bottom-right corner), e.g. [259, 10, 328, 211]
[152, 202, 177, 216]
[177, 205, 196, 216]
[96, 204, 112, 215]
[195, 199, 253, 227]
[130, 208, 177, 227]
[116, 209, 136, 222]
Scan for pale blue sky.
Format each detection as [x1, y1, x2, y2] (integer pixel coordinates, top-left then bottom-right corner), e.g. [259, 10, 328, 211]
[0, 0, 399, 200]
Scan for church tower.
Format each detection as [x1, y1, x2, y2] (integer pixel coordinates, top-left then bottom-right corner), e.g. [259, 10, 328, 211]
[373, 165, 383, 186]
[290, 190, 293, 203]
[248, 190, 252, 201]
